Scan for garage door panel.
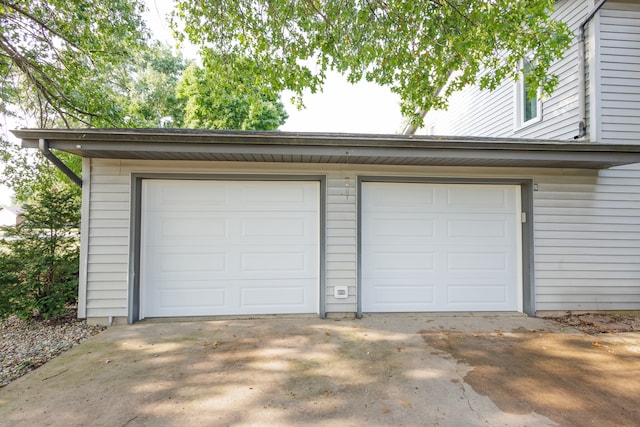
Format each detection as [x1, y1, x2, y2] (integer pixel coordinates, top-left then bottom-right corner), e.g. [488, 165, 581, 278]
[158, 252, 227, 274]
[367, 216, 435, 238]
[370, 285, 435, 305]
[241, 217, 306, 238]
[446, 217, 511, 239]
[448, 286, 507, 304]
[146, 249, 317, 280]
[445, 186, 515, 211]
[240, 282, 310, 308]
[147, 181, 318, 212]
[239, 182, 310, 205]
[241, 251, 306, 272]
[153, 216, 228, 239]
[141, 180, 319, 317]
[152, 181, 228, 208]
[158, 286, 227, 309]
[239, 214, 317, 243]
[363, 184, 435, 211]
[447, 252, 508, 271]
[365, 251, 435, 271]
[362, 182, 521, 313]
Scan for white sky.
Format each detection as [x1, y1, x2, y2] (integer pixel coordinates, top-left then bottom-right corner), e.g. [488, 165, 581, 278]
[0, 181, 10, 206]
[0, 2, 405, 205]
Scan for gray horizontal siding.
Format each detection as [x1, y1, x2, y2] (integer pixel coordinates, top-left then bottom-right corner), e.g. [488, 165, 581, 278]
[83, 158, 640, 319]
[84, 160, 131, 319]
[84, 160, 362, 318]
[533, 163, 640, 311]
[421, 0, 585, 140]
[599, 2, 640, 144]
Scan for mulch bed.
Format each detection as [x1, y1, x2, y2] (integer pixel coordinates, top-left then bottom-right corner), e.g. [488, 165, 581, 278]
[550, 312, 640, 334]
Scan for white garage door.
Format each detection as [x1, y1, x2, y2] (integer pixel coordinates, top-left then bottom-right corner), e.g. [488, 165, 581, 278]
[140, 180, 319, 318]
[362, 182, 522, 312]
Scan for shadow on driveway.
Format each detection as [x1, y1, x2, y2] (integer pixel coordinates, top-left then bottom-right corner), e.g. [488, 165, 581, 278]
[0, 314, 638, 426]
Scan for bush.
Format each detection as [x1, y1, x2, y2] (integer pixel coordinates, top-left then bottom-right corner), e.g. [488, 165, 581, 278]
[0, 188, 80, 319]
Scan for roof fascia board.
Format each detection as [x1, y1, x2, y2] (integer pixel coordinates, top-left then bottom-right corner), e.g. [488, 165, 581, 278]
[20, 139, 640, 164]
[13, 129, 640, 168]
[12, 128, 573, 147]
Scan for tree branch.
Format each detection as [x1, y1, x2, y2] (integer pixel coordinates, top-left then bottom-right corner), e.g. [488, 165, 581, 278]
[1, 0, 87, 54]
[0, 34, 97, 126]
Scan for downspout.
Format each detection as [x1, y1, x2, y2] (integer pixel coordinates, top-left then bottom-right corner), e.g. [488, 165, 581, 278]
[577, 0, 608, 139]
[39, 138, 83, 187]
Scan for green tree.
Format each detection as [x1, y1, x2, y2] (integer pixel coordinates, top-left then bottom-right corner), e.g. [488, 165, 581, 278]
[121, 42, 188, 128]
[0, 0, 149, 128]
[0, 0, 149, 202]
[172, 0, 572, 127]
[0, 188, 81, 319]
[177, 52, 288, 130]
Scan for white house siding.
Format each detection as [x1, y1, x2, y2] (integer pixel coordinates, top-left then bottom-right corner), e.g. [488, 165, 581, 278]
[420, 0, 586, 141]
[599, 1, 640, 144]
[82, 159, 640, 322]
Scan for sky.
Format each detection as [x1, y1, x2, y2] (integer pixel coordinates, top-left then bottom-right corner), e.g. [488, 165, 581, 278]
[1, 1, 405, 206]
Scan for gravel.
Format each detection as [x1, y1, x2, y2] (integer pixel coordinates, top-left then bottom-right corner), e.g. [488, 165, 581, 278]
[0, 315, 105, 387]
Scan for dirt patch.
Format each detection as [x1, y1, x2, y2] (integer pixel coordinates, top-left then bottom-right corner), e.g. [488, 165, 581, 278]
[421, 329, 640, 427]
[549, 312, 640, 334]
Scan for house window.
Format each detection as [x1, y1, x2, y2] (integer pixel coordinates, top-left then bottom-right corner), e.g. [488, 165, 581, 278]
[515, 59, 542, 129]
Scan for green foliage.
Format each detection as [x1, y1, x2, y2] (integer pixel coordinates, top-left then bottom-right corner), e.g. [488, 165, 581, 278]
[172, 0, 572, 127]
[0, 188, 81, 320]
[0, 0, 149, 127]
[176, 52, 288, 130]
[120, 42, 189, 128]
[0, 137, 81, 204]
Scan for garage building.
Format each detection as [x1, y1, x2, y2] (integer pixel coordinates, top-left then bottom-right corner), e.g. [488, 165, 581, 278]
[13, 129, 640, 324]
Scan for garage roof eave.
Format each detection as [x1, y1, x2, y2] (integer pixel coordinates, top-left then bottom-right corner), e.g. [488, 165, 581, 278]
[11, 128, 640, 169]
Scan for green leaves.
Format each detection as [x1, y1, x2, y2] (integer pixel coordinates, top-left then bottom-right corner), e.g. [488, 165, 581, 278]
[172, 0, 572, 128]
[119, 42, 188, 128]
[0, 0, 148, 127]
[176, 52, 288, 130]
[0, 188, 81, 320]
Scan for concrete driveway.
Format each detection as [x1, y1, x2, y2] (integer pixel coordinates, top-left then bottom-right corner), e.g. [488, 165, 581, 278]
[1, 314, 639, 427]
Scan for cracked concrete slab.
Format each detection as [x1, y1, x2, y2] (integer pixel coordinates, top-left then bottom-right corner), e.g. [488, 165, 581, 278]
[1, 314, 636, 426]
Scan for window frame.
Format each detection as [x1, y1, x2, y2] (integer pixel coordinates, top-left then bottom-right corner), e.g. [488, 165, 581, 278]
[514, 58, 543, 130]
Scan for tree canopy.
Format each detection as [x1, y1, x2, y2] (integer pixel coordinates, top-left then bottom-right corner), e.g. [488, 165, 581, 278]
[172, 0, 572, 127]
[177, 51, 288, 130]
[0, 1, 289, 200]
[120, 42, 189, 128]
[0, 0, 149, 128]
